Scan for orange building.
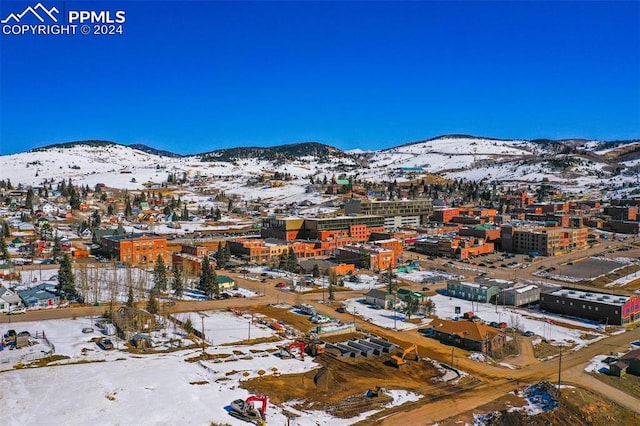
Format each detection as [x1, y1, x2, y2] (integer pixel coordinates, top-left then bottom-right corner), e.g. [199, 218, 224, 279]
[334, 244, 396, 271]
[371, 238, 404, 259]
[172, 245, 210, 276]
[101, 233, 169, 265]
[432, 207, 460, 223]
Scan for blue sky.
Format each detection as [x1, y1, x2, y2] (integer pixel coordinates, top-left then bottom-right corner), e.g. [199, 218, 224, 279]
[1, 0, 639, 155]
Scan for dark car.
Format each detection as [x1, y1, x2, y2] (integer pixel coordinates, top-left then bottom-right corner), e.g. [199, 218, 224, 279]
[523, 331, 535, 337]
[97, 338, 115, 350]
[335, 306, 347, 313]
[422, 287, 430, 291]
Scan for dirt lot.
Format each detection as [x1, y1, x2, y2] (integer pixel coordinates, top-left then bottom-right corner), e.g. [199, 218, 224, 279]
[242, 305, 482, 420]
[592, 371, 640, 399]
[437, 383, 640, 426]
[242, 351, 478, 419]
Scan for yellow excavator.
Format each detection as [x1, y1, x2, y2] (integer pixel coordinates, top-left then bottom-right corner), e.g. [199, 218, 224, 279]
[390, 343, 419, 368]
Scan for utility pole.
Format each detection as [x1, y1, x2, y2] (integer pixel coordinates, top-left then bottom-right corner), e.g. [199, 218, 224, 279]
[451, 346, 454, 367]
[198, 313, 206, 359]
[557, 345, 563, 397]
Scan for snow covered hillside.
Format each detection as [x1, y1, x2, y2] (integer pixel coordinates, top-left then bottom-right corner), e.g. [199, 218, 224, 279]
[1, 136, 637, 199]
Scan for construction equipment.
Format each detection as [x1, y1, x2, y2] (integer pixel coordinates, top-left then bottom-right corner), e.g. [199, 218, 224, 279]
[366, 386, 386, 397]
[229, 394, 268, 425]
[305, 339, 325, 357]
[279, 341, 306, 360]
[390, 343, 419, 367]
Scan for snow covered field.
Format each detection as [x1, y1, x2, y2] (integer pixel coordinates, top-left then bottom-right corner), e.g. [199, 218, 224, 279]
[0, 310, 419, 425]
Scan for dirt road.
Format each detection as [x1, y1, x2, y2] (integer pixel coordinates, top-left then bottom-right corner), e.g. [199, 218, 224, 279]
[3, 269, 639, 423]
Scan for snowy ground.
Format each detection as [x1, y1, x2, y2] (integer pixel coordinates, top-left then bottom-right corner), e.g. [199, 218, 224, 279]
[343, 298, 432, 330]
[429, 294, 604, 347]
[0, 310, 420, 425]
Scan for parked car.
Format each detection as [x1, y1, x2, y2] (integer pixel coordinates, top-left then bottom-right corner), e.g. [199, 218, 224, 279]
[422, 287, 430, 291]
[82, 327, 94, 334]
[523, 331, 535, 337]
[335, 307, 346, 313]
[8, 307, 26, 315]
[275, 282, 286, 288]
[97, 338, 115, 350]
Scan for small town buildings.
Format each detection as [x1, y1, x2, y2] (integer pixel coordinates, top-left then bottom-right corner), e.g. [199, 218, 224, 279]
[334, 244, 396, 270]
[216, 275, 236, 290]
[447, 280, 498, 303]
[497, 284, 541, 307]
[396, 288, 427, 303]
[172, 245, 210, 276]
[297, 259, 355, 276]
[0, 286, 23, 313]
[540, 289, 640, 326]
[609, 349, 640, 377]
[364, 289, 395, 309]
[344, 198, 433, 230]
[101, 233, 169, 265]
[18, 284, 60, 308]
[509, 227, 588, 256]
[413, 236, 494, 259]
[430, 319, 506, 354]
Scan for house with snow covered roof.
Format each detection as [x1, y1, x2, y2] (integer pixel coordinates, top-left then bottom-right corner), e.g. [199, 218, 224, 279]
[0, 286, 23, 313]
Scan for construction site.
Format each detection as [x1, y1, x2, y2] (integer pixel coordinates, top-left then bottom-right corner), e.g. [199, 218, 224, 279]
[226, 304, 481, 423]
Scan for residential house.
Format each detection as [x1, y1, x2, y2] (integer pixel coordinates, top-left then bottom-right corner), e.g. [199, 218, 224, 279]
[0, 286, 23, 313]
[609, 349, 640, 377]
[216, 275, 236, 290]
[18, 284, 60, 308]
[430, 319, 506, 354]
[364, 289, 395, 309]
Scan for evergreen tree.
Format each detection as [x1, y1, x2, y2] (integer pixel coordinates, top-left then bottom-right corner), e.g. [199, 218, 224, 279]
[25, 188, 34, 210]
[57, 254, 77, 299]
[127, 287, 135, 307]
[287, 247, 298, 272]
[278, 250, 288, 271]
[215, 243, 227, 269]
[0, 220, 9, 237]
[52, 232, 62, 260]
[171, 264, 184, 298]
[213, 208, 221, 221]
[124, 198, 132, 217]
[197, 256, 217, 299]
[147, 289, 159, 315]
[312, 264, 320, 278]
[153, 255, 168, 291]
[386, 266, 397, 294]
[0, 235, 9, 262]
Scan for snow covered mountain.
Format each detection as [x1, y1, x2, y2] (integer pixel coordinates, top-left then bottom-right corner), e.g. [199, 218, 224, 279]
[1, 136, 638, 200]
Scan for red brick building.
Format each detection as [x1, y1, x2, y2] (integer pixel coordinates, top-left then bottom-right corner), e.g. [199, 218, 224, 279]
[101, 234, 169, 265]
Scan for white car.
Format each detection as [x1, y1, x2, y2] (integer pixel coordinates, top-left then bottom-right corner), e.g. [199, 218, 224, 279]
[8, 307, 26, 315]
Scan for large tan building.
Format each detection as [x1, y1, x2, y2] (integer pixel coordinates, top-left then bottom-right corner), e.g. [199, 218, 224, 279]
[512, 227, 588, 256]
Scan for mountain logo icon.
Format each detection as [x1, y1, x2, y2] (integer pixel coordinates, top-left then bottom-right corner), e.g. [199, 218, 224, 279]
[1, 3, 59, 24]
